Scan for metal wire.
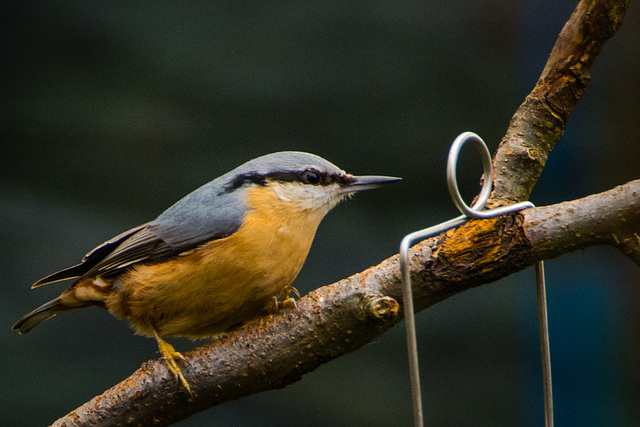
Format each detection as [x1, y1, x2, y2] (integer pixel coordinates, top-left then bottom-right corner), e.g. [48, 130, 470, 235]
[399, 131, 553, 426]
[536, 261, 554, 427]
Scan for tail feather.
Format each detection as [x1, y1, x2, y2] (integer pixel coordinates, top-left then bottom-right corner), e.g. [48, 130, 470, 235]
[12, 298, 65, 334]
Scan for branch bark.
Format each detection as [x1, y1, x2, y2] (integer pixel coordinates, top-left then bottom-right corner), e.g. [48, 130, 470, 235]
[52, 0, 634, 425]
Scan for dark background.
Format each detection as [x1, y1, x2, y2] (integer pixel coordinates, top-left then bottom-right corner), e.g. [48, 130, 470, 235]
[2, 1, 639, 426]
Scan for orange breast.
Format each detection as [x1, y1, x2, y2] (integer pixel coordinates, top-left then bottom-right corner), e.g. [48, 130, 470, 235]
[106, 185, 325, 338]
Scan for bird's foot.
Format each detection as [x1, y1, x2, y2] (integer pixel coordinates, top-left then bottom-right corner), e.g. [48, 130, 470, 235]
[280, 286, 301, 310]
[266, 286, 301, 313]
[153, 330, 193, 397]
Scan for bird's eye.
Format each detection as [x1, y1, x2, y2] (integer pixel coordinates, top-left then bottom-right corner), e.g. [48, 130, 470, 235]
[302, 170, 321, 185]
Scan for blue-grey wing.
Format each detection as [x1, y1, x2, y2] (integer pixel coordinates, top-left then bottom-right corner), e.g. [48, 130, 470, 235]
[146, 177, 246, 249]
[32, 175, 246, 287]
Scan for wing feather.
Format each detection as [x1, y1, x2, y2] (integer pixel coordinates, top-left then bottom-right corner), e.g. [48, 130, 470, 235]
[81, 226, 185, 278]
[32, 171, 248, 287]
[31, 224, 146, 287]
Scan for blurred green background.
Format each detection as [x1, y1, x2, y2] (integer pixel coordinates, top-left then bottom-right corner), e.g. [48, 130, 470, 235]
[2, 1, 639, 426]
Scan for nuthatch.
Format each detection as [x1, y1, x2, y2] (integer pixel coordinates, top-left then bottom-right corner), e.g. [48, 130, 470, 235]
[13, 151, 400, 394]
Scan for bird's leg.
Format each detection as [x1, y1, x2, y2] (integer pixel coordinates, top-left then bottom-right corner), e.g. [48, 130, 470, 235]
[234, 286, 302, 330]
[153, 328, 193, 397]
[280, 286, 301, 310]
[264, 286, 300, 313]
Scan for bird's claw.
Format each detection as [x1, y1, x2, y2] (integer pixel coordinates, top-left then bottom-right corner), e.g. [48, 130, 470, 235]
[154, 329, 194, 397]
[281, 297, 297, 310]
[277, 286, 301, 311]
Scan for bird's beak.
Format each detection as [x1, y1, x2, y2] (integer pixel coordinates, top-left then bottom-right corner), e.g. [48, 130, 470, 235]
[340, 175, 402, 193]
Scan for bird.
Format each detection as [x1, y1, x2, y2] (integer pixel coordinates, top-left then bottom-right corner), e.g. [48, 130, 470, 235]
[12, 151, 400, 395]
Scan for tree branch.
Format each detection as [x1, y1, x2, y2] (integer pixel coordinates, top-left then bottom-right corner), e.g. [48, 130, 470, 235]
[491, 0, 630, 203]
[615, 233, 640, 267]
[51, 0, 635, 425]
[52, 179, 640, 426]
[525, 181, 640, 263]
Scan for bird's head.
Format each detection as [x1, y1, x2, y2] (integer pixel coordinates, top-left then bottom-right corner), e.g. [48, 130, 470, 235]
[223, 151, 401, 217]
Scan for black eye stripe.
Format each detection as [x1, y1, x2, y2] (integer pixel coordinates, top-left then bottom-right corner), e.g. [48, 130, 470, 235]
[265, 169, 356, 186]
[223, 172, 267, 193]
[224, 169, 356, 193]
[265, 169, 331, 185]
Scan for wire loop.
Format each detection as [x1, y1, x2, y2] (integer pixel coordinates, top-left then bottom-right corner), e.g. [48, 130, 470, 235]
[399, 132, 552, 427]
[446, 131, 493, 213]
[447, 131, 535, 217]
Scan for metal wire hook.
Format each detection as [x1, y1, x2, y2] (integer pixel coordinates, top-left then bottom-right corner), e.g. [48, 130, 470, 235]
[399, 132, 553, 426]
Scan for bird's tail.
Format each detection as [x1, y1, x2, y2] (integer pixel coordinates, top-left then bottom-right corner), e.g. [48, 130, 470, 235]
[12, 298, 68, 334]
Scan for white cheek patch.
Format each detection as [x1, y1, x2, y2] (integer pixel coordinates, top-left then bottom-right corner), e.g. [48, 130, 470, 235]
[271, 182, 345, 215]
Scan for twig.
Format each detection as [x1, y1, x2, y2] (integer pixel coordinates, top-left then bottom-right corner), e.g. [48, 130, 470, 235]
[491, 0, 630, 203]
[613, 233, 640, 267]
